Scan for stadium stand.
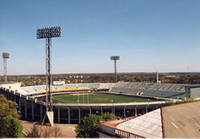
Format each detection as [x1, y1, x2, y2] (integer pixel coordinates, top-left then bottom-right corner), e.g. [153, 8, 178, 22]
[98, 83, 116, 90]
[110, 82, 187, 99]
[21, 83, 99, 95]
[3, 82, 197, 99]
[112, 82, 185, 92]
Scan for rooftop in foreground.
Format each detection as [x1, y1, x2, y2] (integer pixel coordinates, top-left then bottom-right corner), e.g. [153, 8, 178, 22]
[100, 101, 200, 138]
[162, 101, 200, 137]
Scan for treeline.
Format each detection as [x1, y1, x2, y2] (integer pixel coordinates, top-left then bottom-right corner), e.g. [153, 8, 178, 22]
[1, 72, 200, 86]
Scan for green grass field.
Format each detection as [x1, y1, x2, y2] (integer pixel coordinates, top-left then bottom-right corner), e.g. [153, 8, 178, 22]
[53, 93, 156, 104]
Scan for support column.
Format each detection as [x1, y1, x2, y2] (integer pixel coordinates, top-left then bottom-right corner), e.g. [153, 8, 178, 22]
[68, 108, 70, 124]
[7, 92, 10, 100]
[31, 101, 34, 121]
[101, 106, 103, 114]
[12, 93, 15, 101]
[146, 106, 148, 113]
[40, 105, 43, 121]
[13, 93, 15, 101]
[25, 100, 27, 119]
[134, 106, 137, 117]
[11, 94, 13, 101]
[18, 97, 21, 112]
[78, 108, 81, 124]
[8, 93, 10, 100]
[58, 107, 60, 123]
[9, 93, 11, 100]
[89, 107, 92, 115]
[112, 106, 115, 114]
[123, 106, 126, 117]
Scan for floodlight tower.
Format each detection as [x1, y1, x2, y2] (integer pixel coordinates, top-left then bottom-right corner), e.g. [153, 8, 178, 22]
[110, 56, 120, 82]
[2, 52, 10, 83]
[156, 71, 159, 83]
[37, 26, 61, 126]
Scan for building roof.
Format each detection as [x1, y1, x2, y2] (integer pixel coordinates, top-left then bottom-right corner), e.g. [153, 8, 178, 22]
[102, 119, 125, 128]
[112, 101, 200, 138]
[116, 109, 163, 138]
[162, 101, 200, 138]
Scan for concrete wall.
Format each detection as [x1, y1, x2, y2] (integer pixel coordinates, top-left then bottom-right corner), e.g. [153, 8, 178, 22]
[190, 88, 200, 98]
[100, 124, 116, 136]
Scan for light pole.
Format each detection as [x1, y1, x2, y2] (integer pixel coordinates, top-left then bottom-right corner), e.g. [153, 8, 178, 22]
[37, 26, 61, 126]
[2, 52, 10, 83]
[110, 56, 120, 82]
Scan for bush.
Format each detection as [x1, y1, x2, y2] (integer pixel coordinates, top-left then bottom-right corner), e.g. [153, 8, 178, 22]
[101, 112, 118, 121]
[1, 115, 23, 137]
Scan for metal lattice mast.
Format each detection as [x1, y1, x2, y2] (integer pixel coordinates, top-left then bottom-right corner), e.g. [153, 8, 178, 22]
[45, 38, 53, 111]
[45, 38, 49, 111]
[114, 60, 117, 82]
[47, 37, 52, 111]
[37, 26, 61, 126]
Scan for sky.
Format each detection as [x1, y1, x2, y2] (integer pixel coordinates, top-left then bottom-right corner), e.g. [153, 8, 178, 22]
[1, 0, 200, 75]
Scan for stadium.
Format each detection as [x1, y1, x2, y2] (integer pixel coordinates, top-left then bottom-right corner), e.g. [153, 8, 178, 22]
[1, 81, 200, 124]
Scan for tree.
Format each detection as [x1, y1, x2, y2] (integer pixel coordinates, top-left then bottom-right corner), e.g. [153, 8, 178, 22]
[0, 95, 19, 120]
[75, 113, 118, 137]
[0, 95, 22, 137]
[1, 115, 23, 137]
[76, 114, 101, 137]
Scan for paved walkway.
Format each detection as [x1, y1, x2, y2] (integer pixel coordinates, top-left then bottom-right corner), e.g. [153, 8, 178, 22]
[21, 120, 77, 137]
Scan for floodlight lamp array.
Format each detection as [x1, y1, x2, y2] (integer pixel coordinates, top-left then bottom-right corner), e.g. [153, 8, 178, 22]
[2, 52, 10, 59]
[111, 56, 120, 60]
[37, 26, 61, 39]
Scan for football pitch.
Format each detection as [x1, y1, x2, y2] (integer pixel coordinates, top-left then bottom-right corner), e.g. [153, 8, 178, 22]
[53, 93, 156, 104]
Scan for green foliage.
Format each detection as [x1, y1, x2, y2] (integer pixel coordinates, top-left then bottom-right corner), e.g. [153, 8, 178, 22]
[165, 97, 197, 107]
[183, 97, 196, 102]
[0, 95, 19, 119]
[0, 95, 22, 137]
[75, 113, 118, 137]
[76, 114, 101, 137]
[101, 112, 118, 121]
[1, 115, 23, 137]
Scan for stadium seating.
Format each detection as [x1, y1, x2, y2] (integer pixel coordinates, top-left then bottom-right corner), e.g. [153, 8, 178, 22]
[112, 82, 185, 92]
[21, 82, 187, 98]
[98, 83, 116, 90]
[21, 83, 99, 94]
[110, 82, 186, 99]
